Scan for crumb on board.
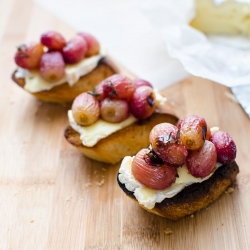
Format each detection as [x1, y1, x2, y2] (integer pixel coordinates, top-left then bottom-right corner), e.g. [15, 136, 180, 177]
[85, 182, 92, 188]
[225, 187, 234, 194]
[96, 179, 105, 187]
[66, 196, 73, 202]
[164, 228, 173, 235]
[101, 167, 106, 171]
[30, 220, 34, 223]
[221, 223, 224, 226]
[190, 214, 194, 218]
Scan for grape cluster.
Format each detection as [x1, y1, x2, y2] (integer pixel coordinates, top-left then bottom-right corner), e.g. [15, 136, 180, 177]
[71, 75, 156, 125]
[132, 115, 237, 190]
[14, 31, 100, 83]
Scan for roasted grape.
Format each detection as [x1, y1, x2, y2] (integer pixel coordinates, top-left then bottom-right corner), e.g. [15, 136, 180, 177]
[100, 98, 129, 123]
[210, 131, 237, 164]
[129, 86, 156, 120]
[187, 140, 217, 178]
[39, 51, 65, 82]
[72, 92, 100, 126]
[103, 74, 135, 100]
[179, 115, 207, 150]
[62, 35, 87, 64]
[206, 126, 211, 140]
[132, 149, 177, 190]
[77, 32, 100, 57]
[41, 31, 66, 50]
[93, 80, 106, 101]
[14, 42, 44, 69]
[133, 78, 153, 89]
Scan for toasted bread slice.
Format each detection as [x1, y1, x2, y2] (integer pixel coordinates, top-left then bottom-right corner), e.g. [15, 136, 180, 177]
[117, 161, 239, 220]
[64, 103, 178, 164]
[12, 58, 117, 103]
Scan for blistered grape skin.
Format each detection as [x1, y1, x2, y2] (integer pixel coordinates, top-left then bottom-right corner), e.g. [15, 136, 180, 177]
[149, 123, 178, 145]
[14, 42, 44, 69]
[100, 98, 129, 123]
[72, 92, 100, 126]
[62, 36, 87, 64]
[39, 51, 65, 82]
[77, 32, 100, 57]
[132, 149, 177, 190]
[210, 131, 237, 164]
[133, 78, 153, 89]
[179, 115, 207, 150]
[103, 74, 135, 100]
[129, 86, 156, 120]
[187, 140, 217, 178]
[40, 31, 66, 50]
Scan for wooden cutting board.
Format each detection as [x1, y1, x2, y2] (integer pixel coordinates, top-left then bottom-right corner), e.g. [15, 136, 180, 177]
[1, 0, 250, 249]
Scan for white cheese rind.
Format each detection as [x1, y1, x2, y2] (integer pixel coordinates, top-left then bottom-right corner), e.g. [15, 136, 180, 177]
[15, 49, 106, 93]
[118, 156, 221, 210]
[68, 110, 137, 147]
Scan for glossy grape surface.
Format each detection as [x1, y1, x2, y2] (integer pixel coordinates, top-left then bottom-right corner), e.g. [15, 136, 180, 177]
[179, 115, 207, 150]
[77, 32, 100, 57]
[129, 86, 156, 120]
[100, 98, 129, 123]
[132, 149, 177, 190]
[187, 140, 217, 178]
[62, 36, 87, 64]
[210, 131, 237, 164]
[39, 51, 65, 82]
[41, 31, 66, 50]
[103, 74, 135, 100]
[133, 78, 153, 89]
[72, 92, 100, 126]
[14, 42, 44, 69]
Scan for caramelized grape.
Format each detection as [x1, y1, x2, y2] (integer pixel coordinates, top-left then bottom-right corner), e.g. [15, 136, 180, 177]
[103, 74, 135, 100]
[39, 51, 65, 82]
[14, 42, 44, 69]
[94, 80, 106, 101]
[41, 31, 66, 50]
[129, 86, 156, 120]
[62, 36, 87, 64]
[187, 140, 217, 178]
[100, 98, 129, 123]
[77, 32, 100, 57]
[210, 131, 237, 164]
[179, 115, 207, 150]
[132, 149, 177, 190]
[149, 123, 178, 145]
[72, 92, 100, 126]
[133, 78, 153, 89]
[206, 126, 211, 140]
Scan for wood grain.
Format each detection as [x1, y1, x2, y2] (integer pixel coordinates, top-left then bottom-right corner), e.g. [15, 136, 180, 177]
[1, 0, 250, 249]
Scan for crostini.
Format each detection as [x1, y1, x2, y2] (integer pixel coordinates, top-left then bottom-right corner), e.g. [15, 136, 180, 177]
[117, 115, 239, 220]
[12, 31, 117, 103]
[64, 74, 178, 164]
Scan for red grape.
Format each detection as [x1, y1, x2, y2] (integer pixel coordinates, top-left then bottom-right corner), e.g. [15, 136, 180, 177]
[103, 74, 135, 100]
[206, 126, 211, 140]
[62, 35, 87, 64]
[187, 140, 217, 178]
[177, 119, 183, 130]
[179, 115, 207, 150]
[129, 86, 156, 120]
[100, 98, 129, 123]
[72, 92, 100, 126]
[77, 32, 100, 57]
[132, 148, 177, 190]
[40, 31, 66, 50]
[210, 131, 237, 164]
[133, 78, 153, 89]
[39, 51, 65, 82]
[94, 80, 106, 101]
[14, 42, 44, 69]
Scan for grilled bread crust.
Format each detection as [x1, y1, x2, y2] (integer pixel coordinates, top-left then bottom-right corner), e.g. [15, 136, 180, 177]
[64, 105, 178, 164]
[12, 58, 117, 103]
[117, 161, 239, 220]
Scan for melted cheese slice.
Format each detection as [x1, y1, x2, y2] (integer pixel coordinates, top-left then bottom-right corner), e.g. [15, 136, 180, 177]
[15, 49, 106, 93]
[68, 110, 137, 147]
[118, 156, 221, 209]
